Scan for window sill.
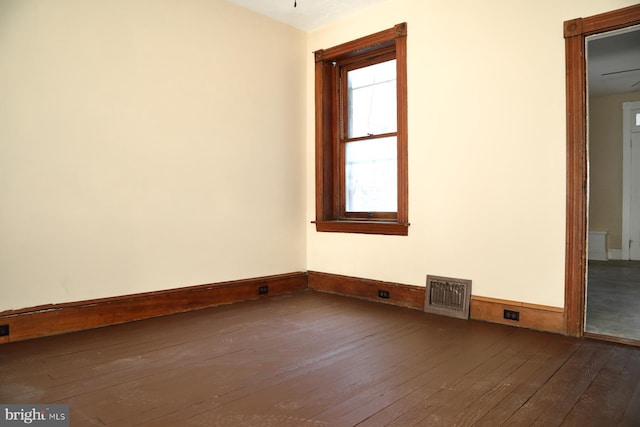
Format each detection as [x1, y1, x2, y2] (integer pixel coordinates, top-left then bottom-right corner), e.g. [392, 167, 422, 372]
[313, 220, 409, 236]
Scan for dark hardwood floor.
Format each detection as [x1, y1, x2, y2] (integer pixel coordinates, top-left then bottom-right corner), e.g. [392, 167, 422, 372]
[1, 291, 639, 426]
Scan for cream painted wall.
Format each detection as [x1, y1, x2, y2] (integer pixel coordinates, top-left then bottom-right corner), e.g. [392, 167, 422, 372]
[306, 0, 639, 308]
[0, 0, 307, 311]
[3, 0, 638, 314]
[589, 91, 640, 251]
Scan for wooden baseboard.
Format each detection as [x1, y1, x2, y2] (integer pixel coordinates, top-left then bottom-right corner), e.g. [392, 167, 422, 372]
[0, 270, 567, 344]
[308, 271, 424, 310]
[309, 271, 565, 334]
[470, 296, 565, 334]
[0, 272, 307, 343]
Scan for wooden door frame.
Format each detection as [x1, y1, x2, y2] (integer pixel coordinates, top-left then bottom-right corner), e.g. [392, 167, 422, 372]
[564, 4, 640, 337]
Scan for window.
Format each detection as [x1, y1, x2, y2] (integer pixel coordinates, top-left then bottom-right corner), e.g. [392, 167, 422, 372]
[313, 23, 408, 235]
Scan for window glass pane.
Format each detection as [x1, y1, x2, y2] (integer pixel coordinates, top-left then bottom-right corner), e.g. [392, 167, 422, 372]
[636, 112, 640, 127]
[348, 60, 397, 138]
[345, 136, 397, 212]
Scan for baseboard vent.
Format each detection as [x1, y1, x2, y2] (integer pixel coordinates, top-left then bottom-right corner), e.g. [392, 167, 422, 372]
[424, 275, 472, 320]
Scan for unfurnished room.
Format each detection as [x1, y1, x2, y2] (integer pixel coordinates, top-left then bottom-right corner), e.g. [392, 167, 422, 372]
[1, 1, 640, 425]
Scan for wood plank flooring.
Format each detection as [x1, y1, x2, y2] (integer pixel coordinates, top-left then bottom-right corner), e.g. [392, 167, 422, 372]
[1, 291, 639, 426]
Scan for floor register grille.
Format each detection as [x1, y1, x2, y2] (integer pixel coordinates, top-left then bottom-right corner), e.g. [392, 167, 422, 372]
[424, 275, 472, 320]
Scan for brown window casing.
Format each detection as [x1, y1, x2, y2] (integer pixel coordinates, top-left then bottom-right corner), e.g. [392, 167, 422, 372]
[313, 23, 408, 236]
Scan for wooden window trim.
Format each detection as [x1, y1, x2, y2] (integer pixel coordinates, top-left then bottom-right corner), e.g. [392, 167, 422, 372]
[313, 23, 408, 236]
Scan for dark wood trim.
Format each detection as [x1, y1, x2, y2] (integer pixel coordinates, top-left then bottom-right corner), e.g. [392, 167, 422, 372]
[564, 27, 588, 337]
[315, 59, 335, 221]
[308, 271, 423, 309]
[313, 23, 409, 236]
[564, 4, 640, 337]
[396, 31, 409, 228]
[471, 296, 565, 335]
[581, 4, 640, 35]
[314, 23, 407, 63]
[1, 269, 571, 344]
[563, 18, 583, 38]
[0, 272, 307, 343]
[314, 220, 409, 236]
[308, 271, 565, 334]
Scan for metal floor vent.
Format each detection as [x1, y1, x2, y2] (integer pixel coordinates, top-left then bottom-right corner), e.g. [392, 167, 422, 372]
[424, 275, 472, 320]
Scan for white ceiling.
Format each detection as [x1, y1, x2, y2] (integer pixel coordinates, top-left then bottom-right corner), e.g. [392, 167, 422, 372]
[588, 25, 640, 97]
[224, 0, 390, 32]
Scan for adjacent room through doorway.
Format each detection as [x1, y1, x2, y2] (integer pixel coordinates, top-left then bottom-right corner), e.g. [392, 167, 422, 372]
[585, 25, 640, 343]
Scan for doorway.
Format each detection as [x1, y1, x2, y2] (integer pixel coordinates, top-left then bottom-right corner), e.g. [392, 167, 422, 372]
[564, 4, 640, 341]
[584, 28, 640, 342]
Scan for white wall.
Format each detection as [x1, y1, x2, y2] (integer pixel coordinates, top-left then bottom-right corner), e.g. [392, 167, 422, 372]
[306, 0, 638, 308]
[0, 0, 307, 311]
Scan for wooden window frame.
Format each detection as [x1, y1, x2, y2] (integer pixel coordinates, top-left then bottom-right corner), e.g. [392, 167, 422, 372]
[313, 23, 408, 236]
